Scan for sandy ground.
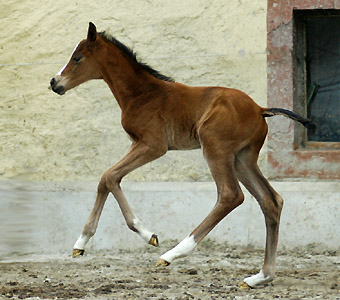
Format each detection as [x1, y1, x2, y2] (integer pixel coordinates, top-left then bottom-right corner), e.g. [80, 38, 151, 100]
[0, 240, 339, 300]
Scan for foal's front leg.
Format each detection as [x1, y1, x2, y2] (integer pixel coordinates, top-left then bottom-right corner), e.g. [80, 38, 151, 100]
[72, 141, 165, 257]
[72, 176, 109, 257]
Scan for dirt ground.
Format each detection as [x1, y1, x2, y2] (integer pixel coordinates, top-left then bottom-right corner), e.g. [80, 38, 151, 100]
[0, 240, 339, 300]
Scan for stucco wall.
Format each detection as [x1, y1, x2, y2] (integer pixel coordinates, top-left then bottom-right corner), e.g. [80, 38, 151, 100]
[0, 0, 267, 181]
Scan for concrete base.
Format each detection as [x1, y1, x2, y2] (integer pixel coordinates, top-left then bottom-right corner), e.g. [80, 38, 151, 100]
[0, 180, 339, 256]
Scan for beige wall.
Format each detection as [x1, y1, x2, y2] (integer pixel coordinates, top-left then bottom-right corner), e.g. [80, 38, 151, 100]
[0, 0, 267, 181]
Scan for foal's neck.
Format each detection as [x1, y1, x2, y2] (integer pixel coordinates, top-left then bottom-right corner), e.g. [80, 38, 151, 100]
[97, 40, 164, 111]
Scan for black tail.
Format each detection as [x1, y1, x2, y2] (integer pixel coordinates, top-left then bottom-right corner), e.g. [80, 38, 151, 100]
[262, 108, 316, 134]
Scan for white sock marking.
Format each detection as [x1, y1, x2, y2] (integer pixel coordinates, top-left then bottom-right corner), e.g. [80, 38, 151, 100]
[73, 234, 89, 250]
[160, 235, 196, 263]
[244, 269, 273, 287]
[133, 218, 153, 243]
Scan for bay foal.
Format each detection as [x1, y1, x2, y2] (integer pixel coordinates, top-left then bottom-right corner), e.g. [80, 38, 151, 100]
[50, 23, 315, 288]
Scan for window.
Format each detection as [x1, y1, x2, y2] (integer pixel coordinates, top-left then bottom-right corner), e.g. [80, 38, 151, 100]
[294, 10, 340, 148]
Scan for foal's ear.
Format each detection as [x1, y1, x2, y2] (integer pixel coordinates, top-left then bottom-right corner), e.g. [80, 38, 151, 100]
[87, 22, 97, 42]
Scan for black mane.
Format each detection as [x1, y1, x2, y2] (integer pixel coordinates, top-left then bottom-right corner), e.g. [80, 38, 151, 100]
[99, 32, 174, 82]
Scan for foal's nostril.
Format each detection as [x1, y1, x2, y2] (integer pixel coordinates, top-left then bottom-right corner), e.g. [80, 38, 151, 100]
[50, 78, 55, 88]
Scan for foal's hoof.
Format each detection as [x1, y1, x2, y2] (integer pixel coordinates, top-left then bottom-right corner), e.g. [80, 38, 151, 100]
[72, 249, 85, 258]
[156, 258, 170, 267]
[239, 282, 252, 289]
[149, 234, 159, 247]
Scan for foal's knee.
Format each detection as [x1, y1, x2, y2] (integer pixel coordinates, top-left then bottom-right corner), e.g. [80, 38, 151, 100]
[97, 169, 122, 193]
[97, 175, 108, 194]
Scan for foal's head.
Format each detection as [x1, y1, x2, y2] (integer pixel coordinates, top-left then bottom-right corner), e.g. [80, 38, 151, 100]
[50, 22, 102, 95]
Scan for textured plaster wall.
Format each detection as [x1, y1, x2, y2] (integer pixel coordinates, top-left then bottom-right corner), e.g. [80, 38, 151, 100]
[0, 0, 267, 182]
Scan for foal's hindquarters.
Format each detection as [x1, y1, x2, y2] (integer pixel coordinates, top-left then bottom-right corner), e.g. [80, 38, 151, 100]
[155, 93, 284, 287]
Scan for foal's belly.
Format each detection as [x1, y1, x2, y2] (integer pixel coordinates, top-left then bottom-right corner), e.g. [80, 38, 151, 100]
[168, 141, 201, 151]
[166, 129, 201, 150]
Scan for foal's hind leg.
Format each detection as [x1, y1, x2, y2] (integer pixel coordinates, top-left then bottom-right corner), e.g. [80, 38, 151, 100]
[73, 141, 165, 257]
[157, 146, 244, 266]
[235, 148, 283, 287]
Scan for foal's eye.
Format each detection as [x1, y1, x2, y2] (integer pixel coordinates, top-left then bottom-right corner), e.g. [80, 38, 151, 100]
[73, 56, 82, 63]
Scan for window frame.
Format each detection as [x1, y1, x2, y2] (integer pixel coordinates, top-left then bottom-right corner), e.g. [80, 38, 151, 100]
[267, 0, 340, 179]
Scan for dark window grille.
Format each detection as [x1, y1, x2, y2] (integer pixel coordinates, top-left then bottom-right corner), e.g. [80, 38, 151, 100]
[305, 15, 340, 142]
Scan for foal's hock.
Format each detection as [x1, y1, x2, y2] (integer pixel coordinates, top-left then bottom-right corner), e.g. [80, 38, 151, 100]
[50, 22, 315, 288]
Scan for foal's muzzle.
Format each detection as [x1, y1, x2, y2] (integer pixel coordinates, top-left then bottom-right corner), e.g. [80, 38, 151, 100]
[50, 77, 66, 95]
